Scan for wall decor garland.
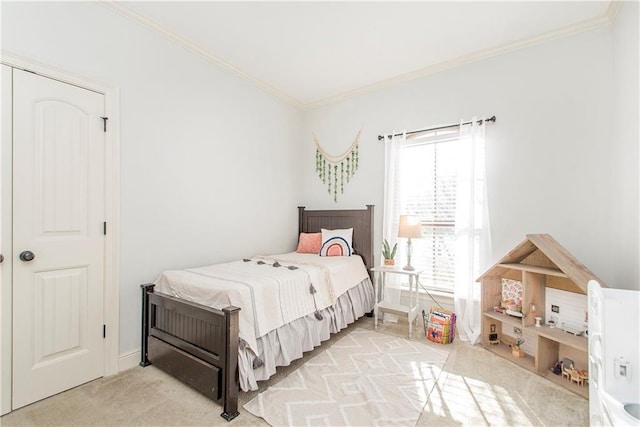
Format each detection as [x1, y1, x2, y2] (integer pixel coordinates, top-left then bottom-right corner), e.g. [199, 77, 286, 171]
[313, 130, 361, 202]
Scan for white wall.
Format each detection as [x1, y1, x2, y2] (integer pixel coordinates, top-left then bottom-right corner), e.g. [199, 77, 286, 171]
[299, 26, 629, 289]
[611, 1, 639, 291]
[1, 2, 302, 355]
[1, 1, 637, 367]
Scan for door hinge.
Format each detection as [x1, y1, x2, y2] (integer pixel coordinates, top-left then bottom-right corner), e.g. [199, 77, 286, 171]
[103, 325, 106, 338]
[101, 117, 108, 132]
[103, 222, 107, 235]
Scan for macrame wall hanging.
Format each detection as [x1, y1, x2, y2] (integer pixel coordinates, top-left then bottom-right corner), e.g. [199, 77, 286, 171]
[314, 130, 361, 203]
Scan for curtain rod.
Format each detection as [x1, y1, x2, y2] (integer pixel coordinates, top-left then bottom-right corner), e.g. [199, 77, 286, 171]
[377, 115, 496, 141]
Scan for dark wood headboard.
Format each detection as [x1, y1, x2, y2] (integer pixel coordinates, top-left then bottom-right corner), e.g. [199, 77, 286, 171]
[298, 205, 374, 277]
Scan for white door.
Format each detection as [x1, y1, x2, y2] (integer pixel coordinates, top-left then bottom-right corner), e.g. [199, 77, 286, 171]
[12, 69, 105, 409]
[1, 64, 14, 415]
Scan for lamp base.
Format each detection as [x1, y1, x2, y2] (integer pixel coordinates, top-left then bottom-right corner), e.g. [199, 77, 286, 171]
[403, 238, 416, 272]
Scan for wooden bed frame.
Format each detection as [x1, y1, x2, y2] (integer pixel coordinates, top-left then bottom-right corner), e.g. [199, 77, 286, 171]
[140, 205, 374, 421]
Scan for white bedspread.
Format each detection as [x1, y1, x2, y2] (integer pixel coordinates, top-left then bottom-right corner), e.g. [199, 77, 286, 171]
[153, 252, 369, 352]
[257, 252, 369, 300]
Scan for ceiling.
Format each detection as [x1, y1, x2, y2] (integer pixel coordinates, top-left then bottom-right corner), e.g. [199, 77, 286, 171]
[113, 1, 613, 109]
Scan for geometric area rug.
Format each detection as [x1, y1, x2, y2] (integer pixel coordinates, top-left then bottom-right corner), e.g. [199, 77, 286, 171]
[244, 328, 449, 426]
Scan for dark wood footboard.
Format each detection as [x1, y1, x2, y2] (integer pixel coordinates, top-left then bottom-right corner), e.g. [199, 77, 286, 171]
[140, 283, 240, 421]
[139, 205, 375, 421]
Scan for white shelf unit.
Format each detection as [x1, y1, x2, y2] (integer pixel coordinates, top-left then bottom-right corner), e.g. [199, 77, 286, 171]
[371, 266, 422, 339]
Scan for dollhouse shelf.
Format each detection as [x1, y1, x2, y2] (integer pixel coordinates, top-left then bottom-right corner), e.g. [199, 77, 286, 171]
[478, 234, 605, 399]
[489, 340, 535, 371]
[534, 324, 587, 352]
[498, 263, 567, 278]
[484, 310, 521, 329]
[545, 370, 589, 399]
[484, 310, 587, 352]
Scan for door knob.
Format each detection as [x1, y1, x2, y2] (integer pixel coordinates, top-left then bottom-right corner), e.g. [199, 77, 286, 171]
[0, 254, 3, 263]
[19, 251, 35, 262]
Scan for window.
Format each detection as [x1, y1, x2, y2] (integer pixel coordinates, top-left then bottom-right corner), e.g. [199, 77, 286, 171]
[383, 118, 490, 343]
[399, 130, 460, 293]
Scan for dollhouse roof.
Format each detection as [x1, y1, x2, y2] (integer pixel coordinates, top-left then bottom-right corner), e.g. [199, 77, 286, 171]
[477, 233, 606, 293]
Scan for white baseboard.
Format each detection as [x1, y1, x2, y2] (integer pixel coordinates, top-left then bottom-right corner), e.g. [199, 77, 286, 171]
[118, 349, 141, 373]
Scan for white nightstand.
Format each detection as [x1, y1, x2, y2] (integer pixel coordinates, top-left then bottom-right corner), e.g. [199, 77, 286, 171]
[371, 266, 423, 339]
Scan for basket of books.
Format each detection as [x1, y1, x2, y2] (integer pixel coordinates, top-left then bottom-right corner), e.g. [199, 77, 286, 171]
[423, 307, 456, 344]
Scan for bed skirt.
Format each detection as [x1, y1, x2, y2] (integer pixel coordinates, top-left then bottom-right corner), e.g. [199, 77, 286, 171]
[238, 277, 374, 391]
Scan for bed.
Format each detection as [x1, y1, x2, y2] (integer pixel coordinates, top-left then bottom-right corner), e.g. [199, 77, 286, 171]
[139, 205, 375, 421]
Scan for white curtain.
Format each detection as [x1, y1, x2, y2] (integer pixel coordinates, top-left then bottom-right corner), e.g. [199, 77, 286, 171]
[453, 118, 492, 344]
[381, 131, 406, 321]
[382, 131, 405, 247]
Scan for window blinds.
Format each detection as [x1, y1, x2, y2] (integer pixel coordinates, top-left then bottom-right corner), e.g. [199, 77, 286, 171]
[400, 134, 459, 292]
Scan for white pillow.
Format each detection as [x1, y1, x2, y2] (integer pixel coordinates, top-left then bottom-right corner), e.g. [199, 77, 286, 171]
[320, 228, 354, 256]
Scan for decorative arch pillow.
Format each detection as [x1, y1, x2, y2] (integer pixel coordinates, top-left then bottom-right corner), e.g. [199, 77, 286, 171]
[319, 228, 353, 257]
[296, 232, 322, 254]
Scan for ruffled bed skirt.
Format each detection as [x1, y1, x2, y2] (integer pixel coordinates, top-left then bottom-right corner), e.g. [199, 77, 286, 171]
[238, 277, 375, 391]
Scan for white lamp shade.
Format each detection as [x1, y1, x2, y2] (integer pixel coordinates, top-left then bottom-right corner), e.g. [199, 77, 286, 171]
[398, 215, 422, 238]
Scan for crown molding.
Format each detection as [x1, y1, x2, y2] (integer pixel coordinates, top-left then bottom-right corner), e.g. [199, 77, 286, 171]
[98, 1, 303, 108]
[304, 8, 616, 110]
[98, 1, 616, 112]
[605, 1, 621, 23]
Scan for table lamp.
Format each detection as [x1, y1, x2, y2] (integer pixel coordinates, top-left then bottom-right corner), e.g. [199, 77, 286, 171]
[398, 215, 422, 271]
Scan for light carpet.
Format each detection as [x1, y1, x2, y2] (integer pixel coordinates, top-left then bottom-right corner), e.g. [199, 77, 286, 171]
[244, 328, 449, 426]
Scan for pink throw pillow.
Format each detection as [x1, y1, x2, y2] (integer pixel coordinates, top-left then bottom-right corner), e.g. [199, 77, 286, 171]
[296, 232, 322, 254]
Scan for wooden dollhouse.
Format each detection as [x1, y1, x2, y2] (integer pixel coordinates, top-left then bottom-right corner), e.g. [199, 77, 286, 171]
[477, 234, 606, 398]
